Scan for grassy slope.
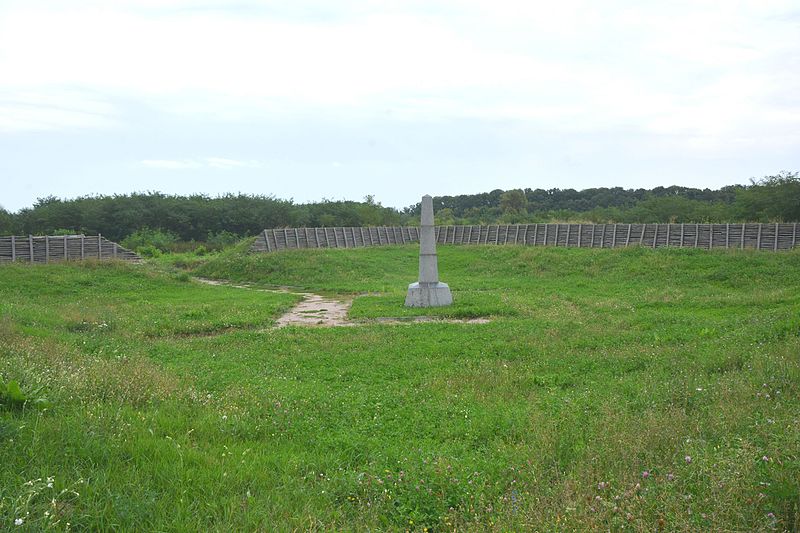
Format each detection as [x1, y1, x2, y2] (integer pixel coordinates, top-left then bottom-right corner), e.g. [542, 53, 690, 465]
[1, 246, 799, 531]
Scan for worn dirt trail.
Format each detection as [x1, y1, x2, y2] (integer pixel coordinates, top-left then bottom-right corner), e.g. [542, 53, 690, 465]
[193, 278, 488, 328]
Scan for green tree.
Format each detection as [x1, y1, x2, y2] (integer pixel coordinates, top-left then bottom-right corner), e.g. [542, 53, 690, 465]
[499, 189, 528, 214]
[0, 207, 16, 235]
[735, 171, 800, 221]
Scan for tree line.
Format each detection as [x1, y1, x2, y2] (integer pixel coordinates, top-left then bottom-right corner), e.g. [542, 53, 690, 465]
[0, 172, 796, 245]
[419, 172, 799, 225]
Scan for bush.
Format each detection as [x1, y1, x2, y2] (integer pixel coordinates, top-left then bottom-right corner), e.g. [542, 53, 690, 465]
[122, 228, 178, 253]
[206, 231, 239, 250]
[136, 245, 162, 258]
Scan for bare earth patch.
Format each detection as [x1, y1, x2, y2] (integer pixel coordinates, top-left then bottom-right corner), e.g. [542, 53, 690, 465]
[193, 277, 490, 327]
[276, 292, 353, 327]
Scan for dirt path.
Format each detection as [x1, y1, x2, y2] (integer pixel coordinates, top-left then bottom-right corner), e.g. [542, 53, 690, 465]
[193, 277, 488, 328]
[275, 292, 353, 327]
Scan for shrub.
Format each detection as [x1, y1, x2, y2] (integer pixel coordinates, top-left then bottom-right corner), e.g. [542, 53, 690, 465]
[206, 231, 240, 250]
[136, 245, 162, 258]
[122, 228, 178, 253]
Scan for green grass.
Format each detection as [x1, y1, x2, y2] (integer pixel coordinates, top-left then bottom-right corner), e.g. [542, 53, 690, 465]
[1, 246, 799, 531]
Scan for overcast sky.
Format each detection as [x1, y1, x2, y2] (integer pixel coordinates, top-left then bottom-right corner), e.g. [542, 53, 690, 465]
[1, 0, 798, 212]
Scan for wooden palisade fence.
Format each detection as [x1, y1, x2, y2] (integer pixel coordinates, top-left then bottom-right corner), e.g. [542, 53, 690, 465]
[0, 234, 141, 263]
[252, 223, 798, 253]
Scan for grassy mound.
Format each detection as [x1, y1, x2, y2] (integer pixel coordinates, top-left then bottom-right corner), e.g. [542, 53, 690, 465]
[1, 247, 799, 530]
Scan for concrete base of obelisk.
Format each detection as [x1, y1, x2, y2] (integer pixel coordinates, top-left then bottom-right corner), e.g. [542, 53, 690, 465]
[404, 282, 453, 307]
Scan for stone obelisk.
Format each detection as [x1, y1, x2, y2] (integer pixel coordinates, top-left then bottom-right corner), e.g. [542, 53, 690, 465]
[405, 195, 453, 307]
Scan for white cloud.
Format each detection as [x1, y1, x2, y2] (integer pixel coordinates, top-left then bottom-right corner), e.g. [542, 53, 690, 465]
[0, 89, 119, 132]
[0, 0, 798, 156]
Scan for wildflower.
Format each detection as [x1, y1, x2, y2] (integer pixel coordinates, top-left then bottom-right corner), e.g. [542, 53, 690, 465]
[222, 415, 228, 421]
[14, 518, 24, 526]
[597, 481, 607, 490]
[685, 455, 692, 464]
[667, 473, 674, 481]
[642, 471, 650, 479]
[767, 512, 775, 519]
[762, 456, 769, 462]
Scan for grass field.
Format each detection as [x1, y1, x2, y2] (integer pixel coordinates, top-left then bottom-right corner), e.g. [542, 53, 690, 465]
[1, 245, 799, 531]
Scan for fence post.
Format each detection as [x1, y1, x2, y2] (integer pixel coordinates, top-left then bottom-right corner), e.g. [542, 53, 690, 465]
[263, 230, 271, 252]
[694, 224, 699, 248]
[11, 235, 15, 261]
[709, 224, 713, 249]
[81, 235, 85, 259]
[725, 224, 730, 249]
[578, 224, 583, 247]
[666, 224, 671, 247]
[652, 225, 658, 248]
[554, 224, 559, 246]
[98, 234, 102, 259]
[794, 223, 797, 249]
[600, 224, 606, 248]
[756, 224, 762, 250]
[533, 224, 538, 246]
[624, 224, 631, 246]
[639, 224, 646, 245]
[543, 224, 549, 246]
[611, 224, 617, 248]
[45, 236, 49, 263]
[680, 223, 684, 247]
[64, 235, 68, 260]
[590, 225, 595, 247]
[774, 223, 779, 251]
[740, 223, 745, 249]
[28, 235, 34, 263]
